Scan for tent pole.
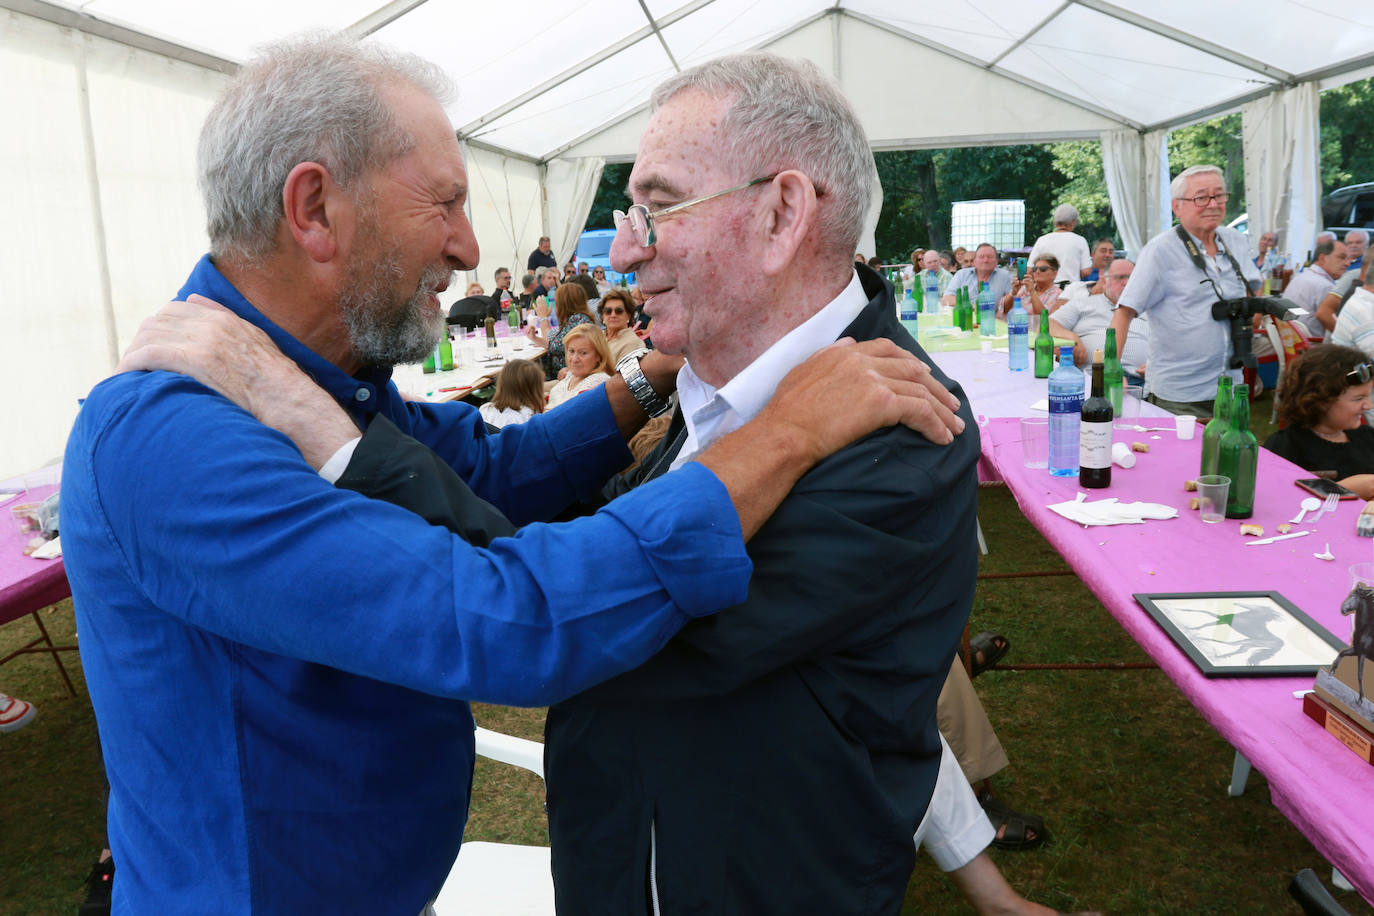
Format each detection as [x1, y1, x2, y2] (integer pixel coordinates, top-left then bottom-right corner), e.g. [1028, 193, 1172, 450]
[75, 37, 119, 370]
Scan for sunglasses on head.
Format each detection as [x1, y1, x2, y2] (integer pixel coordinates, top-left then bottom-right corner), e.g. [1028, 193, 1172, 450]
[1347, 362, 1372, 384]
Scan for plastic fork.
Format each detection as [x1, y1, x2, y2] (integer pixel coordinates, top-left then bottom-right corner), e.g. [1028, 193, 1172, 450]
[1320, 493, 1340, 519]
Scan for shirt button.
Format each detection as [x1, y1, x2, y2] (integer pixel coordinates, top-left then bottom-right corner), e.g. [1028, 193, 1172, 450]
[355, 388, 371, 402]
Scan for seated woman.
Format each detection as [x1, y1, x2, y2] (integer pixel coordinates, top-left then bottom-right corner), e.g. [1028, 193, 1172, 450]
[1263, 344, 1374, 498]
[525, 282, 596, 379]
[546, 324, 613, 410]
[478, 359, 546, 429]
[599, 288, 645, 365]
[1001, 255, 1063, 317]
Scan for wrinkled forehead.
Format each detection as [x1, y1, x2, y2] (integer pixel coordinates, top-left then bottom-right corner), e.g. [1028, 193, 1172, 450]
[631, 90, 732, 198]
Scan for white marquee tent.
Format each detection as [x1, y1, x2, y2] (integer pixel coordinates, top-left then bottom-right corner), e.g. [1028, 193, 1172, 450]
[5, 0, 1374, 477]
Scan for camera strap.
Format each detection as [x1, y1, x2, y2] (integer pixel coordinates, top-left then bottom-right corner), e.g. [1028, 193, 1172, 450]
[1175, 223, 1241, 282]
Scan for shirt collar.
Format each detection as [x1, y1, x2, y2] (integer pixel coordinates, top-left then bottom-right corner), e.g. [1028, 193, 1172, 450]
[676, 270, 869, 441]
[176, 255, 396, 421]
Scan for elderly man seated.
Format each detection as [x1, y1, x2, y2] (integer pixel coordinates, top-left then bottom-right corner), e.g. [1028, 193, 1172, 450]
[1048, 259, 1147, 383]
[1062, 238, 1116, 300]
[1286, 238, 1350, 341]
[943, 243, 1013, 308]
[918, 248, 955, 298]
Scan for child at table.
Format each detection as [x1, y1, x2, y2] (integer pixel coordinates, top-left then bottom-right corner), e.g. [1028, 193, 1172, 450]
[479, 360, 546, 429]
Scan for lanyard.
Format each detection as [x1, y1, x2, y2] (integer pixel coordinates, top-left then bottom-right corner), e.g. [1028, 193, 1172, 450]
[1175, 224, 1242, 295]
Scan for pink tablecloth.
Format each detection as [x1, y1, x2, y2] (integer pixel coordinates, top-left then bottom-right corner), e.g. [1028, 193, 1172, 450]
[981, 416, 1374, 904]
[0, 468, 69, 626]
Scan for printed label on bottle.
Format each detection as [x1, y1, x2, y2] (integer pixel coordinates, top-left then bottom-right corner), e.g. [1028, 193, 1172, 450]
[1079, 421, 1112, 468]
[1048, 392, 1081, 414]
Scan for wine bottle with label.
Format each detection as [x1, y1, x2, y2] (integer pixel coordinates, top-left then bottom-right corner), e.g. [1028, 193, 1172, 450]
[1079, 350, 1112, 488]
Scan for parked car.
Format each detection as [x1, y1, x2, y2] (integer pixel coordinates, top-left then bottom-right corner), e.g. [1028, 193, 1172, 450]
[1322, 182, 1374, 237]
[1227, 213, 1248, 235]
[574, 228, 635, 287]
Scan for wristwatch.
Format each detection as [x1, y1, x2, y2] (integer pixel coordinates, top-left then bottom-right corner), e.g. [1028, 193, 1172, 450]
[616, 348, 671, 418]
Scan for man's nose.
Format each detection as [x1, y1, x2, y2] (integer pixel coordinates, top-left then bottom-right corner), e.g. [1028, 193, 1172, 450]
[446, 210, 480, 271]
[610, 219, 651, 275]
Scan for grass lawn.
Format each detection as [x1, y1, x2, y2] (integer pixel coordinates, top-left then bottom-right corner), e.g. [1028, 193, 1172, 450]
[3, 388, 1370, 913]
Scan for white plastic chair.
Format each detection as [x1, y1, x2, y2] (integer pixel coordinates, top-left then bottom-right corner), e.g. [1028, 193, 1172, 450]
[430, 727, 555, 916]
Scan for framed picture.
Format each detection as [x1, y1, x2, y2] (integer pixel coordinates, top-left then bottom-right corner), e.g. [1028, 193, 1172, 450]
[1134, 591, 1345, 677]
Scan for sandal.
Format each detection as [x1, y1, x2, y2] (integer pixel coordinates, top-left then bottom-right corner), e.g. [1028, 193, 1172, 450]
[979, 791, 1049, 852]
[969, 630, 1010, 678]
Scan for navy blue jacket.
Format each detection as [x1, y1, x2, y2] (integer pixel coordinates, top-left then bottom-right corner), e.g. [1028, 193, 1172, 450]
[544, 265, 981, 914]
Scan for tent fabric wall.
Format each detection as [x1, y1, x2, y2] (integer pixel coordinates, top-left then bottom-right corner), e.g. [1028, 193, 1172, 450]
[459, 142, 545, 289]
[1101, 128, 1171, 260]
[1243, 82, 1322, 265]
[544, 156, 606, 273]
[0, 10, 225, 479]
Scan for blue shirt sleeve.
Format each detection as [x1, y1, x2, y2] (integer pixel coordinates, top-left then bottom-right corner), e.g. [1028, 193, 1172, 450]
[66, 372, 752, 707]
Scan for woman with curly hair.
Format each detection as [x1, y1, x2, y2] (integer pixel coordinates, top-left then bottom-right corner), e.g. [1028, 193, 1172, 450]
[1263, 343, 1374, 497]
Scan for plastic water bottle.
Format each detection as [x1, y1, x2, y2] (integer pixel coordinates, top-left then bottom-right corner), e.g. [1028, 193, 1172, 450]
[923, 273, 940, 314]
[1007, 297, 1029, 371]
[899, 286, 919, 336]
[1048, 345, 1084, 477]
[977, 282, 997, 337]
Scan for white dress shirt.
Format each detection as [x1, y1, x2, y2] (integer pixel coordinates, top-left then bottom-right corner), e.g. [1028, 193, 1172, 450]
[669, 271, 870, 471]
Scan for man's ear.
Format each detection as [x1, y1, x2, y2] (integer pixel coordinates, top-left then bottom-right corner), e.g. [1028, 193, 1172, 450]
[282, 162, 346, 264]
[758, 170, 817, 277]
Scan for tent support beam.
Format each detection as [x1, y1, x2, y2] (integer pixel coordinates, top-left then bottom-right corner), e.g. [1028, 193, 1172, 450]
[344, 0, 432, 39]
[987, 1, 1071, 69]
[458, 0, 716, 138]
[1, 0, 236, 73]
[1070, 0, 1293, 82]
[460, 135, 543, 166]
[839, 8, 1141, 131]
[638, 0, 680, 72]
[870, 129, 1103, 151]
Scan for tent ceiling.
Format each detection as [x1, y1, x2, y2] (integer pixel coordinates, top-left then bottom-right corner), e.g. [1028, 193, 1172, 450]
[16, 0, 1374, 161]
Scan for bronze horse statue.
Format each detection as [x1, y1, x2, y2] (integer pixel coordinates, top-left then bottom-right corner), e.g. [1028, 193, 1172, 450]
[1336, 583, 1374, 703]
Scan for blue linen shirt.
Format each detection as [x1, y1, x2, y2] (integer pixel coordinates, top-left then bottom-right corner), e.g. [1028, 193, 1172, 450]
[1117, 225, 1260, 402]
[949, 266, 1013, 304]
[62, 255, 752, 915]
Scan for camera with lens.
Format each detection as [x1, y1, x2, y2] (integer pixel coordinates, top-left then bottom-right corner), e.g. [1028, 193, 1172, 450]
[1211, 295, 1302, 370]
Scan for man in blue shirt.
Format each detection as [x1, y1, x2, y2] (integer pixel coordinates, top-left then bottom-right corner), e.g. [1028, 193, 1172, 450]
[68, 35, 963, 915]
[942, 243, 1014, 308]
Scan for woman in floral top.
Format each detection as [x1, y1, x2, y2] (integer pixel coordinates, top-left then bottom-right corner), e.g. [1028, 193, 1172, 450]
[525, 282, 596, 379]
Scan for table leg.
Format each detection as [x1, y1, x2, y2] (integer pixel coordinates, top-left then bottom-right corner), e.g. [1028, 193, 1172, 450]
[1228, 750, 1251, 797]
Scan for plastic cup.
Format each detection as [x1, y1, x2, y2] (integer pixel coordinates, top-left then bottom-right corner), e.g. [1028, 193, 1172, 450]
[1111, 441, 1136, 469]
[1020, 417, 1049, 469]
[1196, 475, 1230, 523]
[980, 339, 993, 354]
[1116, 384, 1143, 429]
[1349, 562, 1374, 589]
[1175, 415, 1197, 440]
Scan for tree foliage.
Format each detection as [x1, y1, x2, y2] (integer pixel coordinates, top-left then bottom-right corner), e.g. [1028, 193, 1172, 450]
[584, 162, 633, 231]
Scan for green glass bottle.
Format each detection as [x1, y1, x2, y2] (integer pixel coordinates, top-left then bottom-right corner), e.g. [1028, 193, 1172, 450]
[484, 316, 497, 349]
[1216, 382, 1257, 519]
[1033, 309, 1054, 378]
[422, 348, 436, 374]
[1103, 328, 1123, 417]
[438, 330, 454, 371]
[958, 287, 972, 331]
[912, 280, 924, 314]
[1199, 376, 1234, 478]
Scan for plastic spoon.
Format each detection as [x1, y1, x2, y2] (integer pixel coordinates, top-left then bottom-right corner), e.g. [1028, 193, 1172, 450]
[1289, 497, 1321, 524]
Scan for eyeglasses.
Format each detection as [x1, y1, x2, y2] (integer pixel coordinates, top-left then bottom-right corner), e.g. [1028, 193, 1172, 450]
[1347, 362, 1372, 384]
[1178, 192, 1230, 207]
[1031, 265, 1054, 273]
[614, 174, 778, 248]
[601, 307, 626, 315]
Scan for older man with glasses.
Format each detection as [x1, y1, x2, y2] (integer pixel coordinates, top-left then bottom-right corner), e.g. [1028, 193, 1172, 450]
[1048, 259, 1149, 383]
[1108, 164, 1262, 418]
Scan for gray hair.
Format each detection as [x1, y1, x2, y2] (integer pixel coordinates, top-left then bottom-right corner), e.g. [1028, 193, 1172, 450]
[198, 33, 453, 264]
[1346, 229, 1369, 244]
[1314, 238, 1336, 259]
[1053, 204, 1078, 226]
[650, 53, 873, 257]
[1170, 164, 1224, 199]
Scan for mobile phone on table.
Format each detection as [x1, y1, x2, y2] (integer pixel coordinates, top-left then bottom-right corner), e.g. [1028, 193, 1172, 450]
[1295, 477, 1358, 500]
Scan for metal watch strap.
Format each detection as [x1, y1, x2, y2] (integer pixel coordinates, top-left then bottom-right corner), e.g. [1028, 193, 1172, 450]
[617, 348, 670, 418]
